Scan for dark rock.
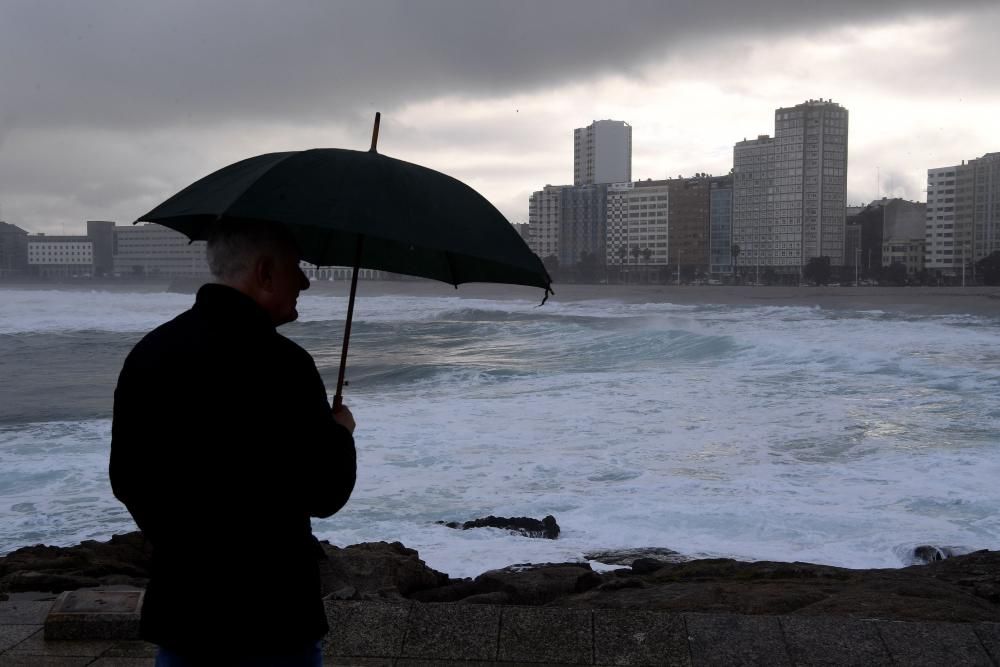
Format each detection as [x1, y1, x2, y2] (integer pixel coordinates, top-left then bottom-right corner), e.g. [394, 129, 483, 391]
[631, 558, 669, 575]
[551, 553, 1000, 622]
[584, 547, 688, 567]
[318, 540, 450, 599]
[597, 577, 646, 592]
[460, 591, 512, 605]
[323, 586, 356, 600]
[410, 579, 481, 603]
[468, 563, 601, 605]
[0, 532, 151, 594]
[912, 545, 958, 564]
[5, 532, 1000, 624]
[442, 515, 560, 539]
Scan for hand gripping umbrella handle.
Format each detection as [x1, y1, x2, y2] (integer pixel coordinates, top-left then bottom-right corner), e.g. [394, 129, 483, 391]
[334, 235, 364, 411]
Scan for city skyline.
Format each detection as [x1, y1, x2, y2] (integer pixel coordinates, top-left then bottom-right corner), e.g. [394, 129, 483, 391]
[1, 1, 997, 234]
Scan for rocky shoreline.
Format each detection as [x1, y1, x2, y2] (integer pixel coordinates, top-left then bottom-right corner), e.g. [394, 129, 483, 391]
[2, 531, 998, 623]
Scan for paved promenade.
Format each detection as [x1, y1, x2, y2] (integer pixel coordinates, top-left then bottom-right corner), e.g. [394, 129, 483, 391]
[2, 597, 1000, 666]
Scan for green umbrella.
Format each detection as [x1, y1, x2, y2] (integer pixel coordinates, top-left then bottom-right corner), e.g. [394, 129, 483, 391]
[136, 114, 552, 407]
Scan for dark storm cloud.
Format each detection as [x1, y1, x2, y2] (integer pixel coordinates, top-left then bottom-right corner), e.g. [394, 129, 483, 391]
[0, 0, 993, 132]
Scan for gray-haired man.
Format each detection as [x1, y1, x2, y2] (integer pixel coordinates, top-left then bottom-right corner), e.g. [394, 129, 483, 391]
[111, 219, 356, 666]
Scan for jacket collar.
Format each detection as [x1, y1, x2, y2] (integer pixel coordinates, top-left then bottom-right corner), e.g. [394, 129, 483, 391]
[193, 283, 275, 331]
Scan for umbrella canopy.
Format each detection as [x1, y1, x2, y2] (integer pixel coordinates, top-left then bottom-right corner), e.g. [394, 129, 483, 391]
[137, 148, 551, 293]
[136, 124, 551, 407]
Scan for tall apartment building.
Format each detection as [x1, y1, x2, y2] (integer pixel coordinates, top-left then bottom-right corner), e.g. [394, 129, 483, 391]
[605, 175, 716, 278]
[709, 175, 735, 274]
[527, 185, 566, 262]
[733, 99, 849, 275]
[560, 184, 608, 267]
[926, 152, 1000, 275]
[574, 120, 632, 186]
[606, 181, 670, 275]
[732, 135, 775, 273]
[666, 177, 711, 274]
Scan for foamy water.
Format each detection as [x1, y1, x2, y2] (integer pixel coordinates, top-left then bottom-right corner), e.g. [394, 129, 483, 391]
[1, 287, 999, 577]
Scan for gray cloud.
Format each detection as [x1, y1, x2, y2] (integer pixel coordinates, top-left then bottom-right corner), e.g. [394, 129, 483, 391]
[0, 0, 997, 233]
[1, 0, 994, 133]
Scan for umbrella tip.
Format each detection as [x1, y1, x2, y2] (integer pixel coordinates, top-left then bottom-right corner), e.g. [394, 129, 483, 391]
[369, 112, 381, 153]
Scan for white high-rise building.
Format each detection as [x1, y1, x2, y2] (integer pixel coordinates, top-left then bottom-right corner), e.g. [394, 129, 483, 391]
[733, 99, 849, 274]
[606, 181, 670, 273]
[527, 185, 567, 261]
[574, 120, 632, 186]
[925, 152, 1000, 275]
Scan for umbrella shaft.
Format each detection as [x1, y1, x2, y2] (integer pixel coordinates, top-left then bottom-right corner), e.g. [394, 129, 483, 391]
[334, 236, 364, 409]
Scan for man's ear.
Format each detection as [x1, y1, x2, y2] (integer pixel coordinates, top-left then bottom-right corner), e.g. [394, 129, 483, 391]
[253, 254, 275, 291]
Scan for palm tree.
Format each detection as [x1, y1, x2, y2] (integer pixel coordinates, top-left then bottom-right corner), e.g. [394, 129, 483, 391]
[641, 247, 653, 283]
[617, 245, 628, 283]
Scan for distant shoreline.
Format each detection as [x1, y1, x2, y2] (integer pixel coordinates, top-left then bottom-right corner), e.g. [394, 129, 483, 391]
[3, 279, 999, 316]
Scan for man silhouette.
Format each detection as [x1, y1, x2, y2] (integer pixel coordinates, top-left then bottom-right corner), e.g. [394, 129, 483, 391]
[111, 219, 356, 666]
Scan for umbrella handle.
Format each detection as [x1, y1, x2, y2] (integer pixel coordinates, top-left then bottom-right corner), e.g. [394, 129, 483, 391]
[369, 112, 381, 153]
[334, 235, 365, 410]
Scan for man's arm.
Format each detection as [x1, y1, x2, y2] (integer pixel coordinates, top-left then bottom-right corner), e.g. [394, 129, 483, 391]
[108, 354, 162, 539]
[290, 346, 358, 519]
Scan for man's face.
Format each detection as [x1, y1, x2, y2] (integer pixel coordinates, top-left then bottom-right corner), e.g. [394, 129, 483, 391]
[261, 248, 310, 326]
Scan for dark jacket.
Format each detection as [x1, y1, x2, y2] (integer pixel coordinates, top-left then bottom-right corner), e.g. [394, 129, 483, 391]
[110, 283, 356, 654]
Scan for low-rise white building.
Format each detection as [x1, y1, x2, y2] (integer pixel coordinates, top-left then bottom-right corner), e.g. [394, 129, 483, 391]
[112, 224, 210, 277]
[27, 236, 94, 277]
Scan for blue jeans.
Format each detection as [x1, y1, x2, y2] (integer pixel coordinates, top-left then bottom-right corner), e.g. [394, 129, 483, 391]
[155, 641, 322, 667]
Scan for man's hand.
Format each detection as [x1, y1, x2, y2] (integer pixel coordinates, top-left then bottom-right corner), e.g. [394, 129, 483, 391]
[333, 403, 356, 434]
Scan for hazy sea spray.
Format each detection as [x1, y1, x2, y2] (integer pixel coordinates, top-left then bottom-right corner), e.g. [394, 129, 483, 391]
[1, 288, 999, 577]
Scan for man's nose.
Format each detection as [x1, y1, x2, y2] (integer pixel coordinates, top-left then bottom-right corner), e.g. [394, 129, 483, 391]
[299, 267, 310, 290]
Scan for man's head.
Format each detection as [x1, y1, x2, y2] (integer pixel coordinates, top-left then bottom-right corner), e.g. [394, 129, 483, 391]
[206, 219, 309, 326]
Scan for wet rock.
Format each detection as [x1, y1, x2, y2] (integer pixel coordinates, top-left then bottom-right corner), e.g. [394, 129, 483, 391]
[460, 591, 512, 605]
[552, 554, 1000, 622]
[323, 585, 356, 601]
[584, 547, 688, 567]
[318, 540, 450, 599]
[631, 558, 670, 575]
[912, 545, 958, 564]
[5, 533, 1000, 623]
[597, 577, 646, 592]
[0, 532, 151, 594]
[439, 515, 561, 539]
[467, 563, 601, 605]
[410, 579, 481, 603]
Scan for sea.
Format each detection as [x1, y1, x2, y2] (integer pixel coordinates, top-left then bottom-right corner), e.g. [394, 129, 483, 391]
[1, 285, 999, 578]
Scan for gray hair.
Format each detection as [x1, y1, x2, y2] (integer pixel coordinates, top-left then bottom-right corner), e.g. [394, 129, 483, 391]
[205, 219, 299, 282]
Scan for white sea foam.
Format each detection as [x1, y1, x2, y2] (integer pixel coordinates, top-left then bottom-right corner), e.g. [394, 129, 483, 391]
[2, 289, 1000, 579]
[0, 289, 195, 334]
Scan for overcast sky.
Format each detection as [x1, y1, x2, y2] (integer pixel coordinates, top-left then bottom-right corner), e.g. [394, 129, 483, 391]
[1, 0, 997, 235]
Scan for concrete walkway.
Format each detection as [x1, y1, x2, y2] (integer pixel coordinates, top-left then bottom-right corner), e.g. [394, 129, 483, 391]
[2, 597, 1000, 666]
